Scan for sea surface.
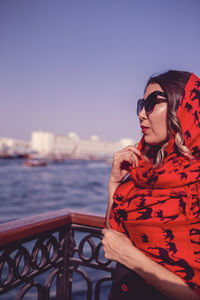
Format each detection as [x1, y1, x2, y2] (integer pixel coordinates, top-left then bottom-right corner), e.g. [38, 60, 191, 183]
[0, 158, 113, 300]
[0, 159, 111, 224]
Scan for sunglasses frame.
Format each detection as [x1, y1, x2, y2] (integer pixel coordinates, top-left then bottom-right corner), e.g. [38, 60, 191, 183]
[137, 91, 168, 116]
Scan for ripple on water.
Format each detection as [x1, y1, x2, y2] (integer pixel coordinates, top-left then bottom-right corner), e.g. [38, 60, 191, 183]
[0, 159, 111, 223]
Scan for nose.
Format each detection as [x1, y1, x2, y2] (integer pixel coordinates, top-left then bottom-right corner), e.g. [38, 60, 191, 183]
[139, 106, 147, 121]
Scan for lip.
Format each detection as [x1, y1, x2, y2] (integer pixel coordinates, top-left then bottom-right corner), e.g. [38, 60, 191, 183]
[141, 125, 149, 133]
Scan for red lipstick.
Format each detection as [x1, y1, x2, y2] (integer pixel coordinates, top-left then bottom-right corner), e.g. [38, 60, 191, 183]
[141, 125, 149, 133]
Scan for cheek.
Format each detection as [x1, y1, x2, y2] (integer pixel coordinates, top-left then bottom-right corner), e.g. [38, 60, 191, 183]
[150, 109, 168, 137]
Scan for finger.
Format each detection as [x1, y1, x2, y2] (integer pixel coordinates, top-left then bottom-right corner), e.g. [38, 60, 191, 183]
[118, 145, 141, 155]
[118, 145, 136, 153]
[120, 153, 135, 169]
[118, 152, 138, 168]
[118, 147, 143, 163]
[129, 152, 139, 168]
[127, 146, 142, 158]
[113, 152, 134, 168]
[102, 228, 108, 235]
[102, 228, 123, 236]
[108, 228, 125, 236]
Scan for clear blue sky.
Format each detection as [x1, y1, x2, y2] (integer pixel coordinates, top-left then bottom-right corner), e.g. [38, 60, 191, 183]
[1, 0, 200, 142]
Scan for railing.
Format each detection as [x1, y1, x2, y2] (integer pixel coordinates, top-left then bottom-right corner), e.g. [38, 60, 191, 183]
[0, 209, 114, 300]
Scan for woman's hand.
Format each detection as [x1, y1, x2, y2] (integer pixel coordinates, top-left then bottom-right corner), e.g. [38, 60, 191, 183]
[106, 146, 143, 229]
[102, 229, 200, 300]
[109, 145, 142, 184]
[101, 228, 135, 264]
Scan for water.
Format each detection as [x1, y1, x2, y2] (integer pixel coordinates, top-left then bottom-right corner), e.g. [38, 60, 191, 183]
[0, 159, 111, 223]
[0, 159, 112, 299]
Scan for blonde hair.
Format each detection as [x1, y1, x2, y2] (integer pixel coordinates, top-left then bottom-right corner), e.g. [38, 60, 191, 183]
[154, 114, 192, 168]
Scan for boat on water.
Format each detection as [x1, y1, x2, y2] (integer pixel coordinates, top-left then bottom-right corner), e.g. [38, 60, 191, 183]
[24, 158, 47, 167]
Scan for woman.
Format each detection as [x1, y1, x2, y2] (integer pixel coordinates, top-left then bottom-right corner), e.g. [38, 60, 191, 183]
[102, 70, 200, 300]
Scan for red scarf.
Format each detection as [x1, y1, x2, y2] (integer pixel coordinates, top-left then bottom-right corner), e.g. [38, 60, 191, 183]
[109, 73, 200, 294]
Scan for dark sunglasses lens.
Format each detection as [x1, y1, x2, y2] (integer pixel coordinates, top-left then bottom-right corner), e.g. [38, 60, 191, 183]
[137, 99, 144, 115]
[145, 94, 156, 113]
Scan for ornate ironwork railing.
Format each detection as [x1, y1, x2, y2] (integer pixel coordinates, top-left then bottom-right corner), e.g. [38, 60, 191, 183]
[0, 209, 114, 300]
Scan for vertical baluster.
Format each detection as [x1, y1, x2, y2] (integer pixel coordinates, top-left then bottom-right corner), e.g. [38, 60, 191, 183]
[57, 225, 75, 300]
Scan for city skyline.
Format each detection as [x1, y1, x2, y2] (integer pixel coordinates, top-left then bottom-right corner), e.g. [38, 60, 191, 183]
[0, 130, 136, 160]
[0, 129, 135, 143]
[1, 0, 200, 142]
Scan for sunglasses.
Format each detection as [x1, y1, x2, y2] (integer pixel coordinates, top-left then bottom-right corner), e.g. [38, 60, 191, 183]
[137, 91, 168, 116]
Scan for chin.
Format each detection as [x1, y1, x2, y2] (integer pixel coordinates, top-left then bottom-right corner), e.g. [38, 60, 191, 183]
[144, 136, 167, 146]
[144, 136, 157, 145]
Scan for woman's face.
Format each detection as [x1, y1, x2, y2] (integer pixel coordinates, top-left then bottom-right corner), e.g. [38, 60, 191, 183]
[139, 83, 168, 145]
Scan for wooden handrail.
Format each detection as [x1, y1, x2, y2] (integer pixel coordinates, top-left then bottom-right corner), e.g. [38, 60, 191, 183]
[0, 209, 105, 247]
[71, 212, 105, 228]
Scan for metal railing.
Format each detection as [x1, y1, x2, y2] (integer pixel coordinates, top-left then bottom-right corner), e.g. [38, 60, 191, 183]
[0, 209, 114, 300]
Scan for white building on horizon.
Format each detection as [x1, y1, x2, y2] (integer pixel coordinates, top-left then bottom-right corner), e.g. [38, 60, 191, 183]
[0, 137, 30, 157]
[31, 130, 136, 158]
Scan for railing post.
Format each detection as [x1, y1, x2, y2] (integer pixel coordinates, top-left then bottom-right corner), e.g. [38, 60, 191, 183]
[57, 225, 75, 300]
